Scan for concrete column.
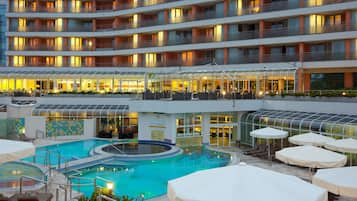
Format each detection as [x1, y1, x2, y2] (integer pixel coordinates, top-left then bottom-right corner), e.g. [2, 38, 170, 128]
[92, 19, 96, 32]
[345, 39, 351, 60]
[236, 112, 244, 144]
[119, 79, 122, 92]
[296, 68, 303, 92]
[224, 0, 229, 17]
[191, 5, 198, 20]
[144, 73, 148, 91]
[278, 79, 285, 94]
[73, 79, 77, 91]
[299, 15, 304, 34]
[111, 78, 114, 92]
[224, 48, 229, 64]
[53, 80, 58, 91]
[344, 72, 353, 89]
[163, 10, 169, 24]
[259, 20, 264, 38]
[223, 24, 229, 41]
[192, 28, 199, 43]
[299, 43, 304, 62]
[259, 45, 264, 63]
[345, 10, 351, 31]
[202, 113, 210, 145]
[304, 72, 310, 92]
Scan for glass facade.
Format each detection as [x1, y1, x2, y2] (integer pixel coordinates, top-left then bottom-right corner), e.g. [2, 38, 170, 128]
[240, 110, 357, 146]
[310, 73, 345, 90]
[0, 3, 6, 65]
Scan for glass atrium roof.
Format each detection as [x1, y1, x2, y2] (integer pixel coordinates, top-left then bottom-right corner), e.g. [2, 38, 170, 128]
[32, 104, 129, 116]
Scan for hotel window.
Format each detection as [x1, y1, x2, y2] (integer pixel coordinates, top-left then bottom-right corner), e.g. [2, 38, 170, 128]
[132, 54, 139, 66]
[328, 15, 342, 26]
[237, 0, 243, 15]
[70, 56, 81, 67]
[145, 53, 157, 67]
[55, 18, 63, 31]
[13, 37, 26, 50]
[72, 0, 81, 12]
[55, 0, 64, 12]
[214, 25, 223, 42]
[55, 56, 63, 67]
[55, 37, 63, 50]
[132, 14, 139, 28]
[14, 0, 26, 12]
[46, 1, 55, 11]
[170, 8, 183, 23]
[133, 34, 139, 48]
[18, 18, 27, 32]
[144, 0, 158, 6]
[70, 37, 82, 51]
[307, 0, 323, 7]
[13, 56, 25, 67]
[46, 56, 55, 66]
[309, 14, 324, 33]
[158, 31, 164, 46]
[182, 52, 193, 64]
[176, 114, 202, 137]
[248, 0, 260, 13]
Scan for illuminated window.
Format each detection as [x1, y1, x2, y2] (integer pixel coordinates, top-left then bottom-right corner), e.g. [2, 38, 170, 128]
[55, 56, 63, 67]
[13, 37, 26, 50]
[46, 56, 55, 66]
[132, 54, 139, 66]
[237, 0, 243, 15]
[70, 56, 81, 67]
[133, 34, 139, 48]
[14, 0, 26, 12]
[182, 52, 193, 63]
[158, 31, 164, 46]
[13, 56, 25, 67]
[145, 53, 157, 67]
[309, 14, 325, 33]
[18, 18, 27, 31]
[133, 14, 139, 28]
[308, 0, 323, 6]
[133, 0, 139, 7]
[170, 8, 183, 23]
[249, 0, 260, 13]
[55, 37, 63, 50]
[55, 18, 63, 31]
[70, 37, 82, 51]
[56, 0, 63, 12]
[72, 0, 81, 12]
[328, 15, 341, 26]
[144, 0, 158, 6]
[214, 25, 222, 42]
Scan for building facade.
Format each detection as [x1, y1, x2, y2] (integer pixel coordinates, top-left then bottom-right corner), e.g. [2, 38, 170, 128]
[1, 0, 357, 146]
[0, 0, 6, 65]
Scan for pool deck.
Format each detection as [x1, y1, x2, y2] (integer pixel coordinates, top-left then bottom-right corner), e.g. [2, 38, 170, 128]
[149, 146, 356, 201]
[31, 139, 356, 201]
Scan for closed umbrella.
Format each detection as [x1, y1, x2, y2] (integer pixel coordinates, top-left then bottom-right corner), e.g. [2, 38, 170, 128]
[168, 164, 327, 201]
[0, 139, 35, 164]
[288, 132, 335, 147]
[324, 138, 357, 165]
[275, 146, 347, 169]
[313, 166, 357, 198]
[250, 127, 288, 159]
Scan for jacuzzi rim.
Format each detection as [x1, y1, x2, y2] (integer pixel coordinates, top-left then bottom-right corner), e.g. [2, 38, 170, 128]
[0, 161, 47, 193]
[93, 140, 182, 159]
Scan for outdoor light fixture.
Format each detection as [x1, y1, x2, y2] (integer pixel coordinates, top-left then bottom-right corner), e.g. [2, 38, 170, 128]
[222, 90, 226, 96]
[259, 91, 263, 96]
[107, 182, 114, 190]
[342, 92, 346, 96]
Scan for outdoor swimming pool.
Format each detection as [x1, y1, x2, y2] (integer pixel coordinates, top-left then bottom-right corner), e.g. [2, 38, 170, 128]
[23, 139, 118, 165]
[68, 147, 231, 199]
[0, 162, 45, 189]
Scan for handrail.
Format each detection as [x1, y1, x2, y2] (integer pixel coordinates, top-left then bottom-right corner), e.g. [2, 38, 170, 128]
[19, 175, 48, 193]
[109, 141, 126, 154]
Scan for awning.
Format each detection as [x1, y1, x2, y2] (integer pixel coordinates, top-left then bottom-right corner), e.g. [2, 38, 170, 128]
[288, 132, 335, 147]
[324, 138, 357, 154]
[32, 104, 129, 117]
[0, 140, 35, 164]
[167, 164, 327, 201]
[250, 127, 288, 139]
[313, 166, 357, 198]
[275, 146, 347, 168]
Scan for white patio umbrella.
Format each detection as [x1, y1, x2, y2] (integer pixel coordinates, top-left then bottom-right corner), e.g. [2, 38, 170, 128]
[313, 166, 357, 198]
[275, 145, 347, 169]
[288, 132, 335, 147]
[0, 139, 35, 164]
[250, 127, 288, 158]
[167, 164, 327, 201]
[324, 138, 357, 165]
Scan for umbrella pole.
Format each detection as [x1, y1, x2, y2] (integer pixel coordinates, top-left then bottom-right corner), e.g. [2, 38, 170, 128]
[281, 138, 283, 149]
[267, 140, 271, 160]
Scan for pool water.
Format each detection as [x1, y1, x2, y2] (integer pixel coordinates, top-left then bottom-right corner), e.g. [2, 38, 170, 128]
[102, 142, 171, 155]
[68, 147, 231, 199]
[23, 139, 118, 165]
[0, 162, 44, 189]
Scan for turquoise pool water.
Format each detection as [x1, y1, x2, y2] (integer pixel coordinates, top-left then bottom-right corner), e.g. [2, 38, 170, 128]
[23, 139, 117, 165]
[0, 162, 44, 189]
[68, 147, 231, 199]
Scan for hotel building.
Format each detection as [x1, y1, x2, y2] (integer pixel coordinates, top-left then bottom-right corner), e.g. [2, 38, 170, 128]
[0, 0, 356, 147]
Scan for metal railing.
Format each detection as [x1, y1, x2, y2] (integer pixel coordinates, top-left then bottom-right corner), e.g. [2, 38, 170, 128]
[19, 175, 48, 194]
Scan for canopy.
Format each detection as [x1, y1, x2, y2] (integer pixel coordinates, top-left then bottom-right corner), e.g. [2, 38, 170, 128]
[288, 133, 335, 147]
[167, 164, 327, 201]
[275, 146, 347, 168]
[324, 138, 357, 153]
[0, 139, 35, 164]
[313, 166, 357, 198]
[250, 127, 288, 139]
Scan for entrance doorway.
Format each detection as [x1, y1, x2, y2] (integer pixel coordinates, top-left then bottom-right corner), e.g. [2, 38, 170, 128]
[209, 126, 233, 147]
